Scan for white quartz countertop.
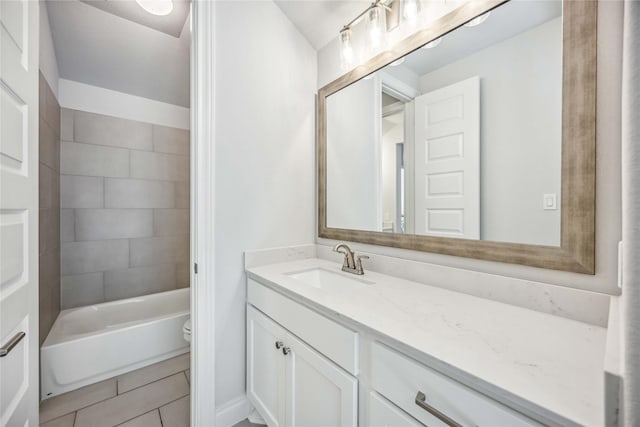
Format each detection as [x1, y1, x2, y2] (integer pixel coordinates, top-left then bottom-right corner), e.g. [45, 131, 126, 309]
[246, 258, 606, 427]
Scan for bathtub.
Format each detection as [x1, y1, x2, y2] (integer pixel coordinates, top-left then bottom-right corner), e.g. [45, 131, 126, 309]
[41, 288, 190, 399]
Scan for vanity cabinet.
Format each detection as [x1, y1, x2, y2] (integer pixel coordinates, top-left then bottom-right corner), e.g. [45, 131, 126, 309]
[247, 277, 542, 427]
[247, 305, 358, 427]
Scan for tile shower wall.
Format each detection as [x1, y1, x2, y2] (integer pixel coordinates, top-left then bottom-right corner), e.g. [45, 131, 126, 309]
[60, 109, 190, 309]
[39, 72, 61, 344]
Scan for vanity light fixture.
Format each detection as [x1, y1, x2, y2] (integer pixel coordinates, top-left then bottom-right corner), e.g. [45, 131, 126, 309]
[135, 0, 173, 16]
[464, 11, 491, 27]
[402, 0, 420, 22]
[339, 27, 354, 68]
[338, 0, 426, 69]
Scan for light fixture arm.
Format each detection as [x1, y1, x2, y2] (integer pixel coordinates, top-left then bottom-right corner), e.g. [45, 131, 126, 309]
[341, 0, 391, 33]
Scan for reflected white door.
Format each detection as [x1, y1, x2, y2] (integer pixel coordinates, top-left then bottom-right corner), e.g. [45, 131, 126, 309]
[414, 77, 480, 239]
[0, 0, 40, 426]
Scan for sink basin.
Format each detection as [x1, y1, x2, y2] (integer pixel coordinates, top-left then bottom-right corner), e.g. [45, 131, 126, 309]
[286, 268, 373, 292]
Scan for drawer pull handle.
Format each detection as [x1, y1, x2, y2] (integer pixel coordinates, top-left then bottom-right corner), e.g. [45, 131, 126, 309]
[415, 391, 463, 427]
[0, 332, 25, 358]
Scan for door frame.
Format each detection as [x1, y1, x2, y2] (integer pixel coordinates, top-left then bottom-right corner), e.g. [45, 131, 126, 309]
[191, 1, 216, 425]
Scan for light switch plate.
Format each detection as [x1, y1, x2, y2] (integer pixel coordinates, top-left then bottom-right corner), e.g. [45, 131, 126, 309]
[543, 193, 557, 210]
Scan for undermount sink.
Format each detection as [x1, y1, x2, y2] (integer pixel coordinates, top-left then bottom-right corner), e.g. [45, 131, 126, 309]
[286, 268, 373, 292]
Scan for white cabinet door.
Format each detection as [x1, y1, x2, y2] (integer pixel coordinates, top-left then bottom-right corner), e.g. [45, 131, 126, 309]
[414, 77, 480, 239]
[369, 392, 424, 427]
[285, 333, 357, 427]
[247, 306, 287, 427]
[0, 0, 40, 426]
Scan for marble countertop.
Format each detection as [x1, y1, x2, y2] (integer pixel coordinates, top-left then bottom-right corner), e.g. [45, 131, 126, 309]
[247, 258, 607, 427]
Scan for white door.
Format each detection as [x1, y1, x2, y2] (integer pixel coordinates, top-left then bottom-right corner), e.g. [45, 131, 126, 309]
[247, 306, 286, 427]
[285, 333, 357, 427]
[0, 0, 40, 426]
[414, 77, 480, 239]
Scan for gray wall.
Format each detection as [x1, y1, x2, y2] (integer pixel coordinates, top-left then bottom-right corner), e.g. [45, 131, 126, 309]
[39, 72, 61, 344]
[60, 109, 190, 309]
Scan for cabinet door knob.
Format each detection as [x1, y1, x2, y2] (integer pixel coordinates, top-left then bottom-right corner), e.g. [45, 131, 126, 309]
[275, 341, 284, 350]
[282, 346, 291, 355]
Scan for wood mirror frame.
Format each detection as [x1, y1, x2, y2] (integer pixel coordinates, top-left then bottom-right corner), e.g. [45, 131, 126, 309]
[317, 0, 597, 274]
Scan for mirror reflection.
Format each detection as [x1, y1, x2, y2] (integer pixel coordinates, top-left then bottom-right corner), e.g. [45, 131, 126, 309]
[326, 0, 563, 247]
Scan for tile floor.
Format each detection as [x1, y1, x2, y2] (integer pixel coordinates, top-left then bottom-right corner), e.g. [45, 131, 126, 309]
[40, 354, 191, 427]
[39, 353, 262, 427]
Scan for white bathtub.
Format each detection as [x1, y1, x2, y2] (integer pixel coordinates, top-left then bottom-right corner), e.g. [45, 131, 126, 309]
[41, 288, 190, 399]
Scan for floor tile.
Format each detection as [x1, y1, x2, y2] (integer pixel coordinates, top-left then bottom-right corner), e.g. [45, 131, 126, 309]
[75, 373, 189, 427]
[40, 412, 75, 427]
[159, 396, 190, 427]
[117, 410, 162, 427]
[117, 353, 190, 394]
[40, 379, 117, 423]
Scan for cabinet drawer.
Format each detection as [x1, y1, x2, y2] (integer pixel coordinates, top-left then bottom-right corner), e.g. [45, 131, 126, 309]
[372, 343, 540, 427]
[248, 278, 359, 375]
[369, 392, 423, 427]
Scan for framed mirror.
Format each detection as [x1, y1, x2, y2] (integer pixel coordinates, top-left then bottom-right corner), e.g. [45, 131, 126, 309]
[318, 0, 596, 273]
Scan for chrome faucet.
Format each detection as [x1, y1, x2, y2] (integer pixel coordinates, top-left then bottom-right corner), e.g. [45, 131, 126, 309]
[333, 243, 369, 275]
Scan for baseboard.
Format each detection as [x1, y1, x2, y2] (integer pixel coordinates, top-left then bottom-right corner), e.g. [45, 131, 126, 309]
[216, 395, 252, 427]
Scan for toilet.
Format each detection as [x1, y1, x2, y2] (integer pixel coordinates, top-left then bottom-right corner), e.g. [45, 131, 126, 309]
[183, 319, 191, 343]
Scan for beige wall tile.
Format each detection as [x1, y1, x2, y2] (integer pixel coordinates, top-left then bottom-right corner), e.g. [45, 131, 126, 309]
[117, 353, 190, 394]
[154, 209, 189, 236]
[75, 209, 153, 241]
[130, 235, 188, 268]
[104, 264, 176, 301]
[105, 178, 174, 209]
[40, 164, 56, 208]
[61, 239, 129, 275]
[61, 141, 129, 178]
[40, 117, 59, 171]
[61, 209, 75, 242]
[175, 262, 190, 288]
[119, 410, 162, 427]
[61, 175, 104, 208]
[40, 412, 76, 427]
[175, 182, 190, 209]
[74, 111, 153, 151]
[61, 272, 104, 309]
[60, 108, 74, 142]
[74, 373, 189, 427]
[40, 378, 117, 423]
[130, 150, 189, 182]
[153, 125, 190, 155]
[159, 395, 189, 427]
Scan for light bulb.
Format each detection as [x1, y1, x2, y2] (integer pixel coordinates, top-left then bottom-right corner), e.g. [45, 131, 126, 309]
[339, 28, 354, 69]
[136, 0, 173, 16]
[464, 11, 491, 27]
[403, 0, 419, 22]
[367, 5, 386, 49]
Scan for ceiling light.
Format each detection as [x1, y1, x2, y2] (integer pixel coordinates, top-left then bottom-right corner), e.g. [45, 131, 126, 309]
[390, 57, 405, 66]
[367, 4, 386, 49]
[464, 11, 491, 27]
[136, 0, 173, 16]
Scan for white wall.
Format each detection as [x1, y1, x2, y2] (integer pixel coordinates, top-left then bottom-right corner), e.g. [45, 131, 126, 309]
[381, 114, 403, 228]
[40, 0, 59, 97]
[213, 0, 316, 409]
[327, 78, 381, 231]
[58, 79, 190, 130]
[419, 18, 562, 246]
[316, 1, 623, 296]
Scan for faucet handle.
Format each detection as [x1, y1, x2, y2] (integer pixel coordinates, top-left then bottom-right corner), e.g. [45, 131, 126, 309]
[355, 255, 369, 275]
